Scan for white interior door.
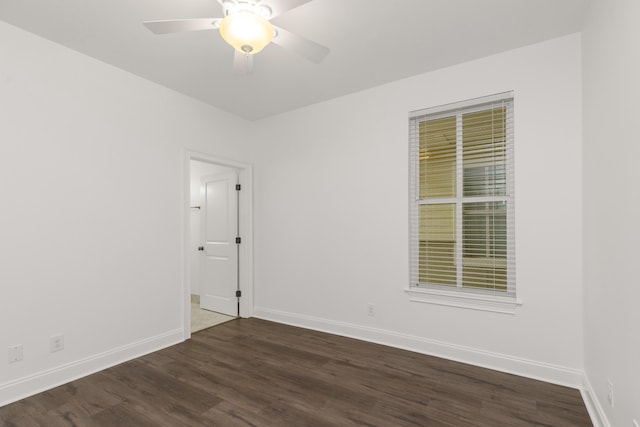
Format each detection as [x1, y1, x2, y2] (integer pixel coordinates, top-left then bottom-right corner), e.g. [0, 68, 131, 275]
[199, 171, 238, 316]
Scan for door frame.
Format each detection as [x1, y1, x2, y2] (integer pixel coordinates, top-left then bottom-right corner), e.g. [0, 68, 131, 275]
[183, 149, 254, 340]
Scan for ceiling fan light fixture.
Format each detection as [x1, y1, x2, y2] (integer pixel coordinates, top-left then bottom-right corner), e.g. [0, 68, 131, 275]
[257, 5, 272, 18]
[222, 1, 236, 15]
[219, 10, 274, 55]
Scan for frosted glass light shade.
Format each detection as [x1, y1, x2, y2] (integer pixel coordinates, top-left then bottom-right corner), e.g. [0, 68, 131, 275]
[219, 11, 274, 54]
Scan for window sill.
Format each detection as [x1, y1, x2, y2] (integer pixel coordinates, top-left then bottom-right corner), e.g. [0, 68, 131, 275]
[405, 287, 522, 314]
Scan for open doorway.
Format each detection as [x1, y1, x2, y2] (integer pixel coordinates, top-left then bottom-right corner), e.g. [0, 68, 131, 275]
[190, 161, 237, 332]
[184, 152, 253, 338]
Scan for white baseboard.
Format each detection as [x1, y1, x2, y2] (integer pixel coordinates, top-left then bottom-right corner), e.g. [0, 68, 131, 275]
[581, 375, 610, 427]
[253, 307, 584, 389]
[0, 329, 183, 407]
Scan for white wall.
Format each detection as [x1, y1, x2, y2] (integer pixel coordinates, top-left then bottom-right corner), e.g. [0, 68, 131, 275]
[0, 21, 253, 404]
[253, 34, 584, 386]
[582, 0, 640, 426]
[2, 13, 612, 417]
[189, 161, 236, 296]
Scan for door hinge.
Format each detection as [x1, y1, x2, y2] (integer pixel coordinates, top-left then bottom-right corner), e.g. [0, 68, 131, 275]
[236, 290, 242, 298]
[235, 237, 241, 244]
[235, 184, 241, 191]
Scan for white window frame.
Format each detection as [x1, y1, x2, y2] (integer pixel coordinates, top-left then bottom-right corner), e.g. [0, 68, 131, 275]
[406, 92, 521, 314]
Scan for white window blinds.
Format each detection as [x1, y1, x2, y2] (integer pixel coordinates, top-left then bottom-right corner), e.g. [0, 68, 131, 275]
[409, 92, 515, 298]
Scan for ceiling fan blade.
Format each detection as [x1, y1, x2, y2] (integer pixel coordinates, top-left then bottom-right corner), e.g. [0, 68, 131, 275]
[271, 26, 329, 64]
[233, 50, 254, 75]
[143, 18, 220, 35]
[263, 0, 313, 18]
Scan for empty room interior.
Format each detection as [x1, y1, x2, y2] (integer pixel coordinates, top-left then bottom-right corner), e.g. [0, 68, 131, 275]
[0, 0, 638, 426]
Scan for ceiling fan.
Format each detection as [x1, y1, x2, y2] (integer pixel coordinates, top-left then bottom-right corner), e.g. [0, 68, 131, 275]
[143, 0, 329, 75]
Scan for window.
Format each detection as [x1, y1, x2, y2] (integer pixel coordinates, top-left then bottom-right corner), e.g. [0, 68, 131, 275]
[408, 93, 517, 312]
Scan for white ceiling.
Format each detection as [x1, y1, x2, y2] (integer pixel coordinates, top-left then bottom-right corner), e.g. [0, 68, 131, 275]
[0, 0, 588, 120]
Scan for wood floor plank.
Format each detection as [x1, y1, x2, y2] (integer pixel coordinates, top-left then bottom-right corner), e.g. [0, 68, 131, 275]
[1, 318, 592, 426]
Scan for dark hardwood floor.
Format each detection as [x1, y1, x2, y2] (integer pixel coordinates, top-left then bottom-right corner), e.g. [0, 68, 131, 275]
[1, 319, 592, 426]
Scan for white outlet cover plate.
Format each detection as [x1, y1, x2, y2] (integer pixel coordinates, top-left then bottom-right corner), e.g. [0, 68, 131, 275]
[8, 345, 23, 363]
[50, 335, 64, 353]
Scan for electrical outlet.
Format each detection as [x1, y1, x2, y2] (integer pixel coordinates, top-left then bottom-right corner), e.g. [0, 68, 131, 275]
[8, 344, 23, 363]
[607, 379, 614, 408]
[367, 303, 376, 317]
[50, 334, 64, 353]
